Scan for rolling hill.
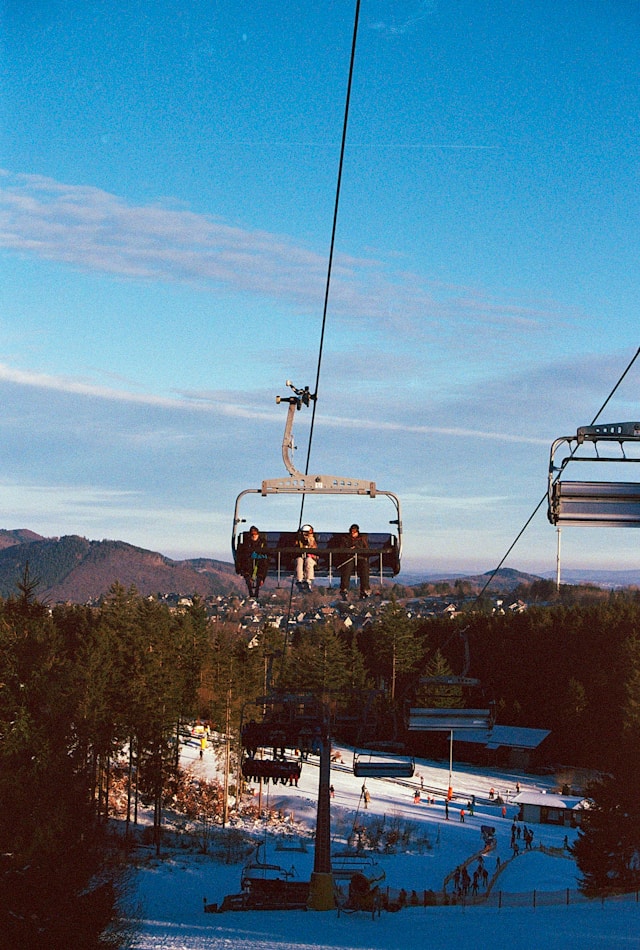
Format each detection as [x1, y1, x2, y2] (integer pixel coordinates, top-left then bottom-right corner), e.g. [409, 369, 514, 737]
[0, 531, 244, 603]
[0, 529, 634, 605]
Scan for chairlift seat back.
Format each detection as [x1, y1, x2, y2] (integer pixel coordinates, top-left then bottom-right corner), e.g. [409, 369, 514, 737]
[235, 530, 401, 577]
[353, 752, 415, 779]
[549, 480, 640, 527]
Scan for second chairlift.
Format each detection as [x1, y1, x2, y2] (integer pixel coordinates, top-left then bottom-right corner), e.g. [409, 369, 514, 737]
[548, 421, 640, 527]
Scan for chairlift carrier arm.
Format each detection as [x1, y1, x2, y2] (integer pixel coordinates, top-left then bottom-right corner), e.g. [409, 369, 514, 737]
[232, 382, 403, 562]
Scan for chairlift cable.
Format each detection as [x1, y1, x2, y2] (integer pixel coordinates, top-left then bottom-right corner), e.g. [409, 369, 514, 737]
[278, 0, 361, 658]
[298, 0, 361, 526]
[590, 345, 640, 422]
[475, 345, 640, 602]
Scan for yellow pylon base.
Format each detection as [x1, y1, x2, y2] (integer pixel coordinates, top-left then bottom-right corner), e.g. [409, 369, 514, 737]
[307, 872, 336, 911]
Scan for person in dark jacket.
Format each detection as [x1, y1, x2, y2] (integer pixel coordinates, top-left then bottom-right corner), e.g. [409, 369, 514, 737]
[237, 525, 269, 598]
[339, 523, 370, 599]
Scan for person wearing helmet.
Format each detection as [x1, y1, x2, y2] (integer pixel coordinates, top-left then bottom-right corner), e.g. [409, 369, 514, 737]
[295, 524, 318, 592]
[339, 523, 370, 599]
[237, 525, 269, 599]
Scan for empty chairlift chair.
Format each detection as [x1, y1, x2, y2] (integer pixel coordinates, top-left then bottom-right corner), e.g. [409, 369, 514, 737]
[408, 674, 496, 734]
[548, 422, 640, 527]
[352, 750, 415, 779]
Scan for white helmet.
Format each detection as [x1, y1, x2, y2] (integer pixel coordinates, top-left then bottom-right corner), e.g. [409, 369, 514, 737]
[302, 524, 313, 532]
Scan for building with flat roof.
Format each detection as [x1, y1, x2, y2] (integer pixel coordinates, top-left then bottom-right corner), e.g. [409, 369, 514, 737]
[513, 790, 591, 826]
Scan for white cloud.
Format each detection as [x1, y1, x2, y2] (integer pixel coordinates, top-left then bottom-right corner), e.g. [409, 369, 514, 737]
[317, 413, 549, 445]
[0, 482, 141, 520]
[0, 170, 562, 337]
[0, 362, 276, 419]
[0, 480, 230, 559]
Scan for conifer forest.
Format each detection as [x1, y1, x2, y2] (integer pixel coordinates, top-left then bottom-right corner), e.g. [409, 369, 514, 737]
[1, 578, 639, 944]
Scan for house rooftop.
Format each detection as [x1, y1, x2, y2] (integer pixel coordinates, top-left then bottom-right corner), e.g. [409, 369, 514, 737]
[513, 791, 591, 810]
[458, 724, 550, 751]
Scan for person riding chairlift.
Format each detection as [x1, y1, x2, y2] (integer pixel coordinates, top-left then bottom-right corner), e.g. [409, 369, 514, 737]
[339, 523, 370, 600]
[295, 524, 318, 592]
[238, 525, 268, 599]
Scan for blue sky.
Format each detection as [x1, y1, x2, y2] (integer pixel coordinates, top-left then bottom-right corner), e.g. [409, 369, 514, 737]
[1, 0, 639, 574]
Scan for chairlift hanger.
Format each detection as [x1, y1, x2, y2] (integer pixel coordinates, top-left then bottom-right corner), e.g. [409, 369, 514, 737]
[548, 421, 640, 527]
[232, 381, 403, 581]
[256, 381, 402, 504]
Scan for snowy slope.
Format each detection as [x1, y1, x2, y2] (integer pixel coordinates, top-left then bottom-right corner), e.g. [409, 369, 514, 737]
[128, 742, 640, 949]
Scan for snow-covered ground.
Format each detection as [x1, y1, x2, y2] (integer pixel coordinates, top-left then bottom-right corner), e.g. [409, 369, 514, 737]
[127, 741, 640, 949]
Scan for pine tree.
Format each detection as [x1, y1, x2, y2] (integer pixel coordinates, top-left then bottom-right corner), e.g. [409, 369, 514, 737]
[283, 623, 355, 696]
[622, 635, 640, 747]
[368, 601, 423, 701]
[573, 760, 640, 895]
[415, 649, 463, 708]
[0, 580, 126, 947]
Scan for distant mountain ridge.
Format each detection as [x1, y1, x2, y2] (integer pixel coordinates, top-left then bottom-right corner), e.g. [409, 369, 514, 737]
[0, 529, 636, 604]
[400, 565, 640, 589]
[0, 528, 44, 550]
[397, 567, 543, 592]
[0, 530, 244, 602]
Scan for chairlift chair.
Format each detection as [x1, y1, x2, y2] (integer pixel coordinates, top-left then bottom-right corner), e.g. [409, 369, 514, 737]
[331, 853, 380, 881]
[408, 672, 496, 732]
[241, 756, 302, 785]
[232, 382, 402, 584]
[240, 694, 326, 759]
[548, 422, 640, 527]
[352, 749, 415, 779]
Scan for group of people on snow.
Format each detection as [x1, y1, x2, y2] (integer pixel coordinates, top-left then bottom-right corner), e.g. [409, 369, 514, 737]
[452, 856, 490, 898]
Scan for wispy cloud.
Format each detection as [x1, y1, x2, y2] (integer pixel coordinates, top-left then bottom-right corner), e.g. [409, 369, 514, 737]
[368, 0, 436, 36]
[0, 480, 228, 557]
[0, 362, 204, 409]
[316, 412, 549, 445]
[0, 170, 558, 335]
[0, 360, 549, 447]
[0, 362, 282, 420]
[400, 490, 509, 508]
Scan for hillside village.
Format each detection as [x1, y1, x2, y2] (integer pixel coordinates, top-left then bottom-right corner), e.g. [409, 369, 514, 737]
[163, 584, 529, 640]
